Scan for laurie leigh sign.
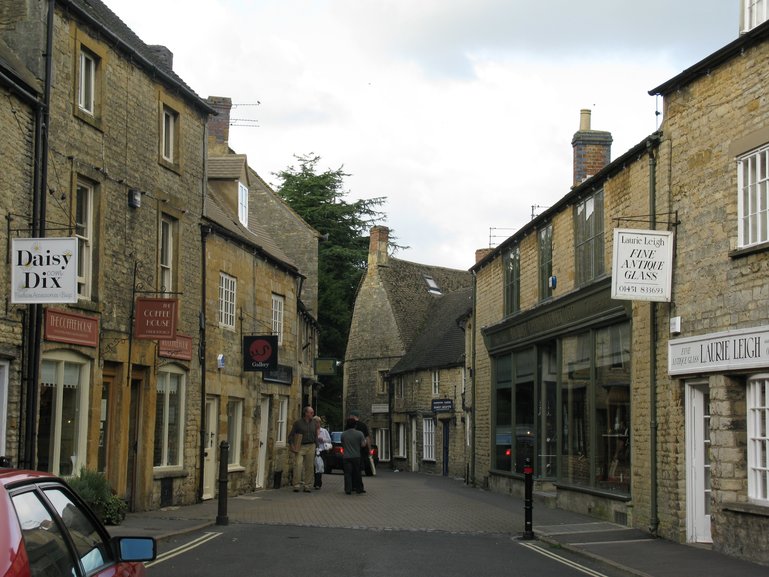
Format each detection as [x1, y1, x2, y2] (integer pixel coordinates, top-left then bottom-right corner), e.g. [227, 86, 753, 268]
[11, 237, 78, 303]
[611, 228, 674, 302]
[669, 326, 769, 375]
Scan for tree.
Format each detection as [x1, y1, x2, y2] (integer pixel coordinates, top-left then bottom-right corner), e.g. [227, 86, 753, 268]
[274, 154, 387, 428]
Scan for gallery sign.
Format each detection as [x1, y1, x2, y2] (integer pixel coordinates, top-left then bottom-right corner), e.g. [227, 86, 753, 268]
[134, 298, 177, 339]
[611, 228, 674, 302]
[11, 237, 78, 303]
[243, 335, 278, 371]
[669, 326, 769, 375]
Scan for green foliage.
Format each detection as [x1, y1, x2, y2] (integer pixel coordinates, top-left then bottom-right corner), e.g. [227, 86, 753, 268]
[68, 467, 127, 525]
[274, 154, 390, 430]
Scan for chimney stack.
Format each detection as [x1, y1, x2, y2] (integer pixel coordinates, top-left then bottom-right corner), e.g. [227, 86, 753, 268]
[207, 96, 233, 154]
[475, 248, 494, 264]
[572, 109, 612, 187]
[368, 226, 389, 267]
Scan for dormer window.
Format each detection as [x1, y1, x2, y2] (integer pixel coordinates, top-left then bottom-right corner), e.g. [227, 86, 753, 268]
[424, 275, 441, 295]
[238, 181, 249, 226]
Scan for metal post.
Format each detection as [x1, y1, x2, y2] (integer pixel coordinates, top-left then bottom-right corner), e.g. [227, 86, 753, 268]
[522, 458, 534, 540]
[216, 441, 229, 525]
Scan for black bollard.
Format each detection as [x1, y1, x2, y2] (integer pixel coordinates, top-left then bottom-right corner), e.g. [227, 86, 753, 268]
[522, 458, 534, 540]
[216, 441, 229, 526]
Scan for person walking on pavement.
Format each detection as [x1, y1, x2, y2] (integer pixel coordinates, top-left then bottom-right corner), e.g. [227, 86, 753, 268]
[313, 416, 332, 489]
[350, 410, 372, 481]
[341, 418, 366, 495]
[289, 406, 317, 492]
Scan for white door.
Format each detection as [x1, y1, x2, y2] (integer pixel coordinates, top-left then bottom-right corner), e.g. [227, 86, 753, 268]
[410, 417, 418, 472]
[202, 397, 219, 500]
[255, 397, 270, 489]
[686, 382, 712, 543]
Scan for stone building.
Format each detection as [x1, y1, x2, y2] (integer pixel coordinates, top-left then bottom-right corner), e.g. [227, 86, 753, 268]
[344, 226, 471, 472]
[205, 97, 321, 493]
[0, 35, 41, 467]
[0, 0, 214, 511]
[469, 2, 769, 566]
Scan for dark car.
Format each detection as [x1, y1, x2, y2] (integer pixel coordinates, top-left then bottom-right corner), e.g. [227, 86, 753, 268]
[0, 465, 156, 577]
[323, 431, 379, 475]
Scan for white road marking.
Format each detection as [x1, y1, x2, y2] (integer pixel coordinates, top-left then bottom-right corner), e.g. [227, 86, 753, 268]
[146, 532, 222, 567]
[519, 541, 610, 577]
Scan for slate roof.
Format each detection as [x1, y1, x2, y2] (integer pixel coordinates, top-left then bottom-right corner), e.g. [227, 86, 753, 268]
[62, 0, 215, 114]
[204, 189, 299, 275]
[208, 155, 248, 181]
[389, 286, 472, 374]
[377, 257, 472, 352]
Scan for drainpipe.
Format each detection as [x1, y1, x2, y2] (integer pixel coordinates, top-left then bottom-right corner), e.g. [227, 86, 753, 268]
[22, 0, 55, 469]
[470, 270, 477, 485]
[198, 121, 210, 501]
[647, 133, 660, 536]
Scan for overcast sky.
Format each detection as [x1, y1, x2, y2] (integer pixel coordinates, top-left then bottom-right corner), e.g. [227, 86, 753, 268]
[107, 0, 740, 270]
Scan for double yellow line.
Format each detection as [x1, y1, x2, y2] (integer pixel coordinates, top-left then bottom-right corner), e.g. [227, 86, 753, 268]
[146, 531, 223, 568]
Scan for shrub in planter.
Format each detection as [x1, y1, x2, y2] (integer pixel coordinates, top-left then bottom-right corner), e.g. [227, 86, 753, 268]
[68, 467, 127, 525]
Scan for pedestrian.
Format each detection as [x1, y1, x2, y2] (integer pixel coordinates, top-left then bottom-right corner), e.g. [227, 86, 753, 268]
[313, 416, 332, 489]
[341, 417, 366, 495]
[349, 409, 372, 482]
[289, 406, 317, 492]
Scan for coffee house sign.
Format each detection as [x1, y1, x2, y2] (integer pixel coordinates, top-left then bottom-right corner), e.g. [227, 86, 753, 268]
[669, 326, 769, 376]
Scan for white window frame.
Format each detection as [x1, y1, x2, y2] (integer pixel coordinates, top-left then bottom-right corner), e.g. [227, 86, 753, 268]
[0, 361, 8, 456]
[431, 370, 440, 397]
[743, 0, 769, 33]
[159, 215, 175, 294]
[75, 179, 93, 299]
[747, 375, 769, 505]
[161, 105, 178, 163]
[39, 352, 91, 477]
[378, 370, 387, 395]
[219, 273, 236, 328]
[154, 366, 185, 469]
[539, 223, 553, 300]
[276, 396, 288, 445]
[423, 418, 435, 461]
[574, 189, 604, 285]
[78, 49, 96, 115]
[396, 423, 407, 458]
[238, 181, 249, 226]
[375, 428, 390, 462]
[227, 398, 243, 467]
[737, 144, 769, 248]
[272, 294, 284, 345]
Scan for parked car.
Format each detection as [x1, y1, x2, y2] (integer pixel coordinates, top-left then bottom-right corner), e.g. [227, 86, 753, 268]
[323, 431, 379, 475]
[0, 465, 156, 577]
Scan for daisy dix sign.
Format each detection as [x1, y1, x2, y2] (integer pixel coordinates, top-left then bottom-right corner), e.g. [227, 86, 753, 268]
[11, 238, 78, 304]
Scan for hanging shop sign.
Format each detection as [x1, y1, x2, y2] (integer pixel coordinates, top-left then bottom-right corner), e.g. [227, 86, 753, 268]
[314, 358, 337, 376]
[134, 297, 177, 339]
[243, 335, 278, 371]
[611, 228, 674, 302]
[11, 237, 78, 304]
[159, 334, 193, 360]
[44, 309, 98, 347]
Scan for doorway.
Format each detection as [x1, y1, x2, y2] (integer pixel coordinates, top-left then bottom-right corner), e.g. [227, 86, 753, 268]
[686, 381, 712, 543]
[442, 421, 449, 476]
[255, 396, 270, 489]
[127, 378, 142, 511]
[202, 397, 219, 499]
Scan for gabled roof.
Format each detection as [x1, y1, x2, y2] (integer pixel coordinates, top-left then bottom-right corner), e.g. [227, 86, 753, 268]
[203, 190, 299, 275]
[247, 167, 322, 238]
[209, 155, 248, 181]
[61, 0, 215, 115]
[389, 287, 472, 374]
[377, 257, 472, 351]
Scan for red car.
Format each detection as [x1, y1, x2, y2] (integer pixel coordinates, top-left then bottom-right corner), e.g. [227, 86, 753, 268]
[0, 467, 156, 577]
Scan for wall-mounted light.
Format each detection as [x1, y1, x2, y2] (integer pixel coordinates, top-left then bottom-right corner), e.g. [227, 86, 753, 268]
[548, 275, 557, 289]
[217, 354, 225, 369]
[128, 188, 142, 209]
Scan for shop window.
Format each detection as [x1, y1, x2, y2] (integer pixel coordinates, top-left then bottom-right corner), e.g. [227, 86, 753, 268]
[227, 398, 243, 467]
[154, 367, 185, 468]
[423, 419, 435, 461]
[747, 376, 769, 505]
[38, 352, 91, 476]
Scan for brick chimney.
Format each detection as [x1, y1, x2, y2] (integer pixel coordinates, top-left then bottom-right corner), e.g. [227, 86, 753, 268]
[207, 96, 232, 154]
[368, 226, 389, 267]
[572, 109, 612, 186]
[475, 248, 494, 264]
